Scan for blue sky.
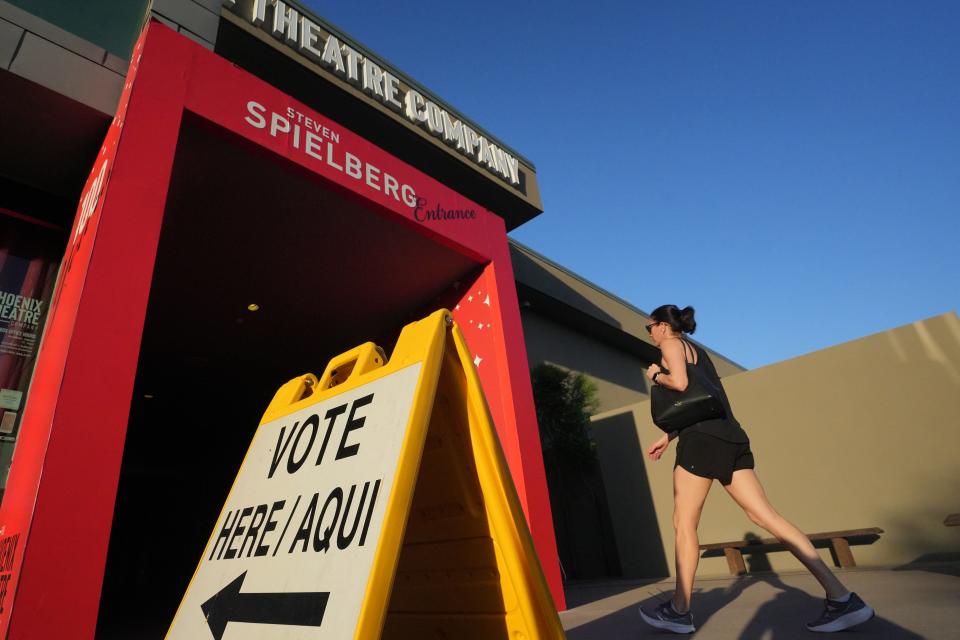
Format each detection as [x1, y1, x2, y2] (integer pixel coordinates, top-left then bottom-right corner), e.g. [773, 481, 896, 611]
[304, 1, 959, 369]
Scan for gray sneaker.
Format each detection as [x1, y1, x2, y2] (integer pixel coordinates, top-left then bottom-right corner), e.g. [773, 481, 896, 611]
[639, 599, 695, 634]
[805, 592, 875, 632]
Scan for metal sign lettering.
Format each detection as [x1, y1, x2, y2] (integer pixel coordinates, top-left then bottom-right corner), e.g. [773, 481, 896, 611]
[224, 0, 522, 186]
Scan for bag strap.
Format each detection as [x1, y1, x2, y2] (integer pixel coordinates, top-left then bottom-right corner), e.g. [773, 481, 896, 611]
[680, 338, 697, 365]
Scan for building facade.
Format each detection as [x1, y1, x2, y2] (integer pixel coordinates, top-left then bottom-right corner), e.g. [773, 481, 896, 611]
[3, 2, 862, 637]
[0, 1, 566, 637]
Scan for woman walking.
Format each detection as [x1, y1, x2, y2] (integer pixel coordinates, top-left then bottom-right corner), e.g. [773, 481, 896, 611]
[638, 305, 874, 634]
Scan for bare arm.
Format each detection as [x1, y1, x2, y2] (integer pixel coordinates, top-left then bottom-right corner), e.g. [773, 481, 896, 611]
[647, 429, 680, 460]
[646, 338, 689, 391]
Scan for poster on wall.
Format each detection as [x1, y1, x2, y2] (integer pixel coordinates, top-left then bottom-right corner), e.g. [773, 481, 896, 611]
[0, 213, 64, 442]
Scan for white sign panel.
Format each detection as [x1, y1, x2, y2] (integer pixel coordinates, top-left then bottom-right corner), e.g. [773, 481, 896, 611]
[167, 362, 422, 640]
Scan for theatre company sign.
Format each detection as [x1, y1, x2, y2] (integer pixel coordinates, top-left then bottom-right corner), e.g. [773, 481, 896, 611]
[224, 0, 522, 187]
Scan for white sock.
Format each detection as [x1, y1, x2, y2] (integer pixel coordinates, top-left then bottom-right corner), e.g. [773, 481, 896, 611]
[829, 591, 852, 603]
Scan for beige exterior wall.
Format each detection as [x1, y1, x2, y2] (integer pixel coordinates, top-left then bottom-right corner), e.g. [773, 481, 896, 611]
[593, 312, 960, 578]
[520, 309, 649, 414]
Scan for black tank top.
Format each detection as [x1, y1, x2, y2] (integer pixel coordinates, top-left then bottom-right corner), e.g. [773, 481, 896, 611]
[669, 338, 750, 443]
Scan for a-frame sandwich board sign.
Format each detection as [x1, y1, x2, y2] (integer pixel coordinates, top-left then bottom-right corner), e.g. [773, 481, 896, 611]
[165, 309, 566, 640]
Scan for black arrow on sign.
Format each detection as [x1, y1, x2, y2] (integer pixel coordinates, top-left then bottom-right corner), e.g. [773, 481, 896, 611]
[200, 571, 329, 640]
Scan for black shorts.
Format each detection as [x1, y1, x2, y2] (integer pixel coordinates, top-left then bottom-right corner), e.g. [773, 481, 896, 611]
[674, 431, 755, 486]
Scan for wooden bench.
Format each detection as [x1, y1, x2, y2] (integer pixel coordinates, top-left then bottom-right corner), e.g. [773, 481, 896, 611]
[944, 513, 960, 527]
[700, 528, 884, 576]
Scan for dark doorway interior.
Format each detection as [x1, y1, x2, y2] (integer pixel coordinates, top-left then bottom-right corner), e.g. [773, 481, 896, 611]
[95, 118, 483, 638]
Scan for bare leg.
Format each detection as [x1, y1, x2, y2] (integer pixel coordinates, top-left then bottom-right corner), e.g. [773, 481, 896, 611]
[723, 469, 848, 599]
[672, 465, 713, 612]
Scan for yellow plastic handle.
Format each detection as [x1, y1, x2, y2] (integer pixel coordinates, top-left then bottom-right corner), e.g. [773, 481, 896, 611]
[317, 342, 386, 390]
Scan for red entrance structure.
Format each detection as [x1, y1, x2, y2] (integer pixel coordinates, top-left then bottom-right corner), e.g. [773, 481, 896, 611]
[0, 22, 562, 638]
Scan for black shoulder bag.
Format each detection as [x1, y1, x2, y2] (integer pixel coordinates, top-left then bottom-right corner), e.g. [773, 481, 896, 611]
[650, 342, 727, 433]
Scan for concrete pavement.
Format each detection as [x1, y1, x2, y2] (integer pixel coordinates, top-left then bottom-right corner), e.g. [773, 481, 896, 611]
[560, 563, 960, 639]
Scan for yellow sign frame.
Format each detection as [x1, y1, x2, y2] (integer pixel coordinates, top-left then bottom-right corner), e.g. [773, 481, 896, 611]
[168, 309, 565, 639]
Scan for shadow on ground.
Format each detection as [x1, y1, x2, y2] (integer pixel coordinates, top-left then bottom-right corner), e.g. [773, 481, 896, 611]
[893, 554, 960, 578]
[565, 573, 925, 639]
[563, 578, 663, 609]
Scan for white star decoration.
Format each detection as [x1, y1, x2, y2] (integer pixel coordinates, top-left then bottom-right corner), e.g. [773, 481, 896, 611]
[455, 304, 460, 310]
[468, 295, 474, 302]
[477, 323, 484, 330]
[483, 295, 491, 306]
[474, 355, 483, 367]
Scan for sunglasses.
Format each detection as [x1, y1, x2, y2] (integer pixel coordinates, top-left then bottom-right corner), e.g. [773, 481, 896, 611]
[645, 321, 662, 334]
